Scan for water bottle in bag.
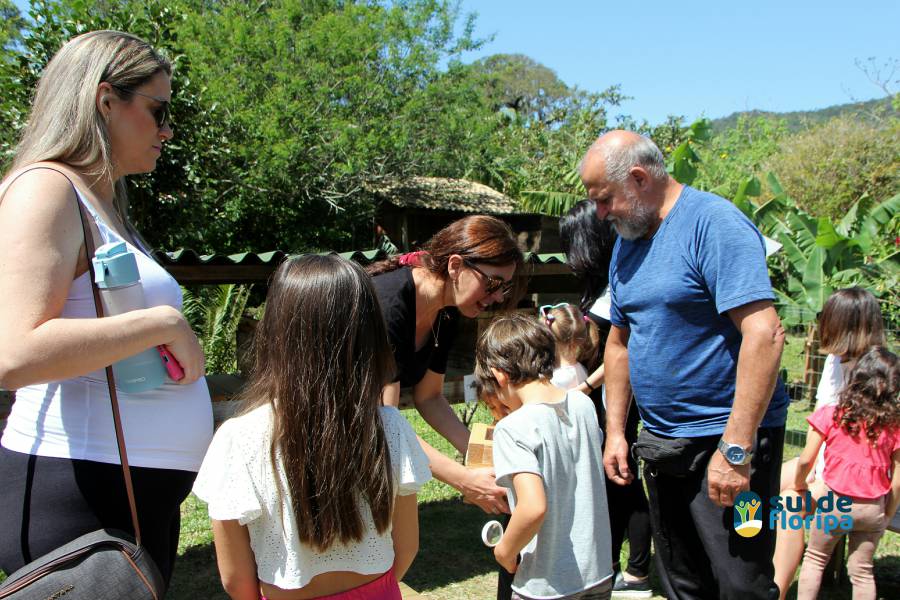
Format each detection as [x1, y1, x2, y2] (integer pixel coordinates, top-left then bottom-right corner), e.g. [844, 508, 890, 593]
[93, 241, 168, 393]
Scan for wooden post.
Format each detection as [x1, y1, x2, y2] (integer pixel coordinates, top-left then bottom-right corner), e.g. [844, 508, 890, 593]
[802, 322, 821, 410]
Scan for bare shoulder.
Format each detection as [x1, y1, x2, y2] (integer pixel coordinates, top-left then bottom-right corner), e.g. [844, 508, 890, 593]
[1, 162, 78, 205]
[0, 163, 81, 232]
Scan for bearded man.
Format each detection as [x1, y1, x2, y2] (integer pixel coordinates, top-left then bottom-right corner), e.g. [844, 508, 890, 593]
[581, 131, 788, 600]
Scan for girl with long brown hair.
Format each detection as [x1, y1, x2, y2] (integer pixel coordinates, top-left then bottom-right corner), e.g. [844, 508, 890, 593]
[774, 287, 887, 598]
[368, 215, 523, 515]
[794, 346, 900, 599]
[193, 255, 431, 600]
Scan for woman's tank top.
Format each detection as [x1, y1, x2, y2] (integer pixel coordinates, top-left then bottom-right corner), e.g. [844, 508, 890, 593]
[1, 185, 213, 471]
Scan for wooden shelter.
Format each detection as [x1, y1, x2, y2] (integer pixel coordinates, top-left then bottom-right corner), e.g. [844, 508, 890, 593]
[367, 176, 561, 253]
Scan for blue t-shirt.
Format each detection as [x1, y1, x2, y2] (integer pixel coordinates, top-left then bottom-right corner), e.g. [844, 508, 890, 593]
[609, 186, 788, 437]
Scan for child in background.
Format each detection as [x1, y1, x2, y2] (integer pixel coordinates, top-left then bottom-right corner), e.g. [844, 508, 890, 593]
[774, 287, 887, 598]
[193, 255, 431, 600]
[475, 313, 613, 600]
[794, 346, 900, 600]
[539, 303, 600, 391]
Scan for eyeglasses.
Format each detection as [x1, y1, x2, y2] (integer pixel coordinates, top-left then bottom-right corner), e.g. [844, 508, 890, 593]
[110, 83, 170, 129]
[463, 259, 514, 297]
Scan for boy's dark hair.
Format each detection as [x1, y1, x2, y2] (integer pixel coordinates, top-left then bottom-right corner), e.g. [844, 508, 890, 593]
[475, 313, 556, 391]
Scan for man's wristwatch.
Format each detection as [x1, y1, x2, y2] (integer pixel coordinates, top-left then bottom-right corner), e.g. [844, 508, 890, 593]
[717, 439, 753, 466]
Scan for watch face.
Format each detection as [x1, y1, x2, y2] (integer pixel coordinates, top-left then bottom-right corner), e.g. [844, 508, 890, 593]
[726, 446, 746, 464]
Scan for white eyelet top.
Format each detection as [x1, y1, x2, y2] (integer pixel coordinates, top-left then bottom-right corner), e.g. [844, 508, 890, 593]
[192, 403, 431, 589]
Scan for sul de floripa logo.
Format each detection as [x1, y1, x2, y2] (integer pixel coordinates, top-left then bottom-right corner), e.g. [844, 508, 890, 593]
[733, 491, 763, 537]
[733, 490, 854, 538]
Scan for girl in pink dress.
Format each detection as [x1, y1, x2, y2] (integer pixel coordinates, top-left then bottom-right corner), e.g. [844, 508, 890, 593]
[794, 346, 900, 600]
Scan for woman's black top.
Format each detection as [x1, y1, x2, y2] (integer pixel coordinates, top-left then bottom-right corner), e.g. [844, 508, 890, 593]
[372, 267, 459, 388]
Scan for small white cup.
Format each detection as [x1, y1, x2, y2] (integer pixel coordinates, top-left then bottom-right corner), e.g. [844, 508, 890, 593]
[481, 520, 504, 547]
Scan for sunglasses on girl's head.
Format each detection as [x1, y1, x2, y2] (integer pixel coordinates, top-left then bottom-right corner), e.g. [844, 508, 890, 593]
[539, 302, 570, 321]
[463, 259, 514, 297]
[110, 83, 170, 128]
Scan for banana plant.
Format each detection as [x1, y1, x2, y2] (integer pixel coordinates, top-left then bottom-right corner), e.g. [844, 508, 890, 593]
[182, 284, 252, 374]
[519, 118, 714, 217]
[730, 174, 898, 328]
[519, 167, 582, 216]
[666, 118, 712, 186]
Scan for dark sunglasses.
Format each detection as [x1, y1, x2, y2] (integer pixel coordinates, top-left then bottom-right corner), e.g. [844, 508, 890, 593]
[110, 83, 170, 128]
[463, 259, 514, 297]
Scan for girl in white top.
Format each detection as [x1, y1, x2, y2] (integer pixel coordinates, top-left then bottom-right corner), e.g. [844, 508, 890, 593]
[540, 303, 600, 391]
[193, 255, 431, 600]
[0, 31, 210, 584]
[773, 287, 887, 600]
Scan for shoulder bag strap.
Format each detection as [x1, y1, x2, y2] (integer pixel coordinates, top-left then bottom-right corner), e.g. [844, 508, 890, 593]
[1, 166, 144, 545]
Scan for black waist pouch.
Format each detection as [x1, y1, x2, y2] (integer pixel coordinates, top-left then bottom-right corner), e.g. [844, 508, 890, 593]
[632, 429, 716, 477]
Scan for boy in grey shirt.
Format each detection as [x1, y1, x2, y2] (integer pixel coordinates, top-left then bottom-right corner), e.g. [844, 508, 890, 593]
[475, 314, 613, 600]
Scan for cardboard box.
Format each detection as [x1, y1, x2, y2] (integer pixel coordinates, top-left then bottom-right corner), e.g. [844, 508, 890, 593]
[465, 422, 495, 468]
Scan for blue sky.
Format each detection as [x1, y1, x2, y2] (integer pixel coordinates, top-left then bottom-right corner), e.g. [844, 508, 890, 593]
[457, 0, 900, 124]
[11, 0, 899, 125]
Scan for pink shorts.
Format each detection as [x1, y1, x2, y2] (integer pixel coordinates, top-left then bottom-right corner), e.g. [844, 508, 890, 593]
[260, 568, 401, 600]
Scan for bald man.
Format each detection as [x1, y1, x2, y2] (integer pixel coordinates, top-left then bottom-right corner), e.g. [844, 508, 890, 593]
[581, 131, 787, 600]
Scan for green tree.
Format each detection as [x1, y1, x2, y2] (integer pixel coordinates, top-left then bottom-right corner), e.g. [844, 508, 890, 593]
[0, 0, 235, 253]
[0, 0, 24, 54]
[471, 53, 581, 125]
[1, 0, 497, 254]
[174, 0, 487, 252]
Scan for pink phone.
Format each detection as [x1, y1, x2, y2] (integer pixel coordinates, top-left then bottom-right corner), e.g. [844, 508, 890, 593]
[157, 346, 185, 381]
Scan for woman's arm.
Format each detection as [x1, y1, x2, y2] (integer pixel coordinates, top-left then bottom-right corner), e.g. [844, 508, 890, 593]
[493, 472, 546, 574]
[411, 370, 509, 514]
[381, 375, 508, 514]
[0, 170, 204, 388]
[413, 370, 469, 454]
[792, 427, 824, 492]
[884, 449, 900, 526]
[211, 519, 260, 600]
[417, 435, 509, 514]
[390, 494, 419, 581]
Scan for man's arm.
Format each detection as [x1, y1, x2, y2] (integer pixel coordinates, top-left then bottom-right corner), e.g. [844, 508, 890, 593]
[602, 324, 634, 485]
[708, 299, 785, 507]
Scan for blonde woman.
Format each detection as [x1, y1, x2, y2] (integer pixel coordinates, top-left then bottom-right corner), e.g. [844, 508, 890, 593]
[0, 31, 211, 585]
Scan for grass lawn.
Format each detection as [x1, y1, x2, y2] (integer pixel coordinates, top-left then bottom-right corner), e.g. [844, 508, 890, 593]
[3, 399, 897, 599]
[168, 401, 899, 600]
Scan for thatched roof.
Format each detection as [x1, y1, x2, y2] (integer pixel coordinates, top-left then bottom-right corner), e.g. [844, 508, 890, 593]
[368, 176, 522, 215]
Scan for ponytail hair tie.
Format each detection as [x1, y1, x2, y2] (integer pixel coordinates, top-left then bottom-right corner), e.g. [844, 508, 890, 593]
[583, 315, 591, 323]
[398, 251, 426, 267]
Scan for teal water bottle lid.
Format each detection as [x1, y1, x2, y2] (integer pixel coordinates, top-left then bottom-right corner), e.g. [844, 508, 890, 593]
[93, 241, 140, 289]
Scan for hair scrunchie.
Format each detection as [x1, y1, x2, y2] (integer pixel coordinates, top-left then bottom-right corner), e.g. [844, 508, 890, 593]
[398, 251, 426, 267]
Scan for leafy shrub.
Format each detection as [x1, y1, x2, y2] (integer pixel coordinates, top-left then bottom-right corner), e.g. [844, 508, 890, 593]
[763, 115, 900, 219]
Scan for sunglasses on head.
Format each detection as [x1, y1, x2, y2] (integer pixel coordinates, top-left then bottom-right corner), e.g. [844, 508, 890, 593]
[110, 83, 170, 128]
[539, 302, 571, 325]
[463, 258, 514, 297]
